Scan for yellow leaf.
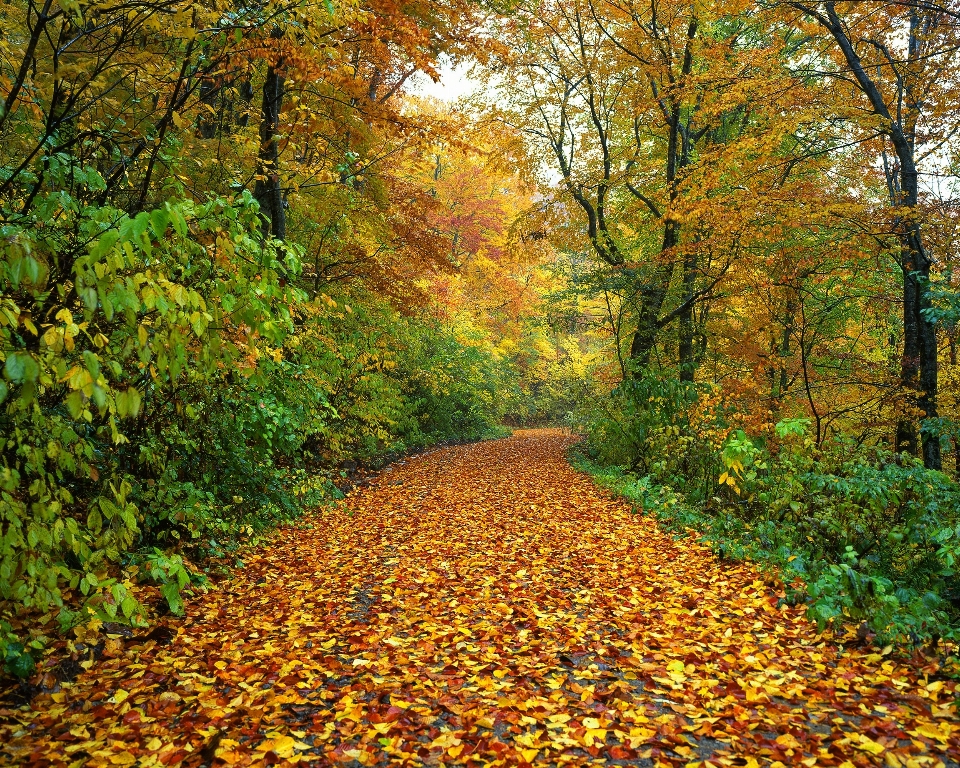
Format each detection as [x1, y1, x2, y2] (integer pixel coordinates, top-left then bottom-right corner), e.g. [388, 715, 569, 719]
[520, 748, 539, 762]
[257, 735, 297, 758]
[910, 723, 948, 742]
[854, 735, 885, 755]
[584, 728, 607, 746]
[430, 732, 461, 749]
[775, 733, 801, 749]
[110, 689, 130, 704]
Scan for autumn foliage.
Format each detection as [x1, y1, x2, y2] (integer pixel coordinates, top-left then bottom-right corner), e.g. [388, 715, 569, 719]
[3, 0, 960, 761]
[3, 433, 958, 765]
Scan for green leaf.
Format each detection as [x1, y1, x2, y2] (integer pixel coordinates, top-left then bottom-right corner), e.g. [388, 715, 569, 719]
[160, 582, 185, 616]
[91, 384, 106, 410]
[82, 350, 101, 380]
[117, 387, 141, 418]
[131, 211, 151, 240]
[90, 230, 120, 259]
[120, 505, 137, 531]
[120, 595, 139, 618]
[150, 208, 170, 240]
[65, 390, 84, 419]
[24, 256, 40, 284]
[169, 207, 188, 237]
[87, 507, 103, 535]
[80, 285, 98, 311]
[4, 352, 39, 384]
[4, 650, 35, 679]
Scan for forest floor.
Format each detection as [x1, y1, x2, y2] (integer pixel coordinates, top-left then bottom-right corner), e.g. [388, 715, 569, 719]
[1, 429, 958, 767]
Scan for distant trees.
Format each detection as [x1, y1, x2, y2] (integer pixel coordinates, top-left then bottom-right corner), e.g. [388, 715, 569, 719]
[493, 0, 960, 469]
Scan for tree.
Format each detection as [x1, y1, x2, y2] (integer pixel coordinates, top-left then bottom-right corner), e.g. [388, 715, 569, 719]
[491, 0, 798, 378]
[780, 1, 960, 468]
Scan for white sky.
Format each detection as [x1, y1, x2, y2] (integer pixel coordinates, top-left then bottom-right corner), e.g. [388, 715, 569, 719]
[406, 60, 482, 102]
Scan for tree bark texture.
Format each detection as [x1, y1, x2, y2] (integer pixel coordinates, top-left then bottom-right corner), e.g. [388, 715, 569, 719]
[253, 63, 286, 241]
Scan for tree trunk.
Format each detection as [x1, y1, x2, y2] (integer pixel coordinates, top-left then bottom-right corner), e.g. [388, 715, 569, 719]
[678, 240, 697, 383]
[629, 217, 677, 371]
[253, 63, 286, 240]
[794, 1, 941, 469]
[629, 285, 668, 369]
[775, 300, 796, 399]
[893, 138, 939, 468]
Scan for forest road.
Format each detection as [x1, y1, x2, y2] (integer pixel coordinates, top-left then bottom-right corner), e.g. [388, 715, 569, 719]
[2, 429, 957, 767]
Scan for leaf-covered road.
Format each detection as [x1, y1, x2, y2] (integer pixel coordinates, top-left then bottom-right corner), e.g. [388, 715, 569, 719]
[2, 430, 958, 767]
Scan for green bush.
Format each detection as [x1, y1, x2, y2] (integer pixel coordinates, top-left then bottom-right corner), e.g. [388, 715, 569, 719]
[130, 549, 199, 616]
[576, 371, 726, 491]
[0, 168, 301, 620]
[0, 620, 42, 679]
[576, 410, 960, 647]
[398, 320, 518, 444]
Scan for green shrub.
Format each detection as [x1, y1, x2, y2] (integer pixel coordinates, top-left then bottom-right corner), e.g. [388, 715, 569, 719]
[131, 549, 198, 616]
[0, 157, 301, 622]
[576, 413, 960, 647]
[576, 371, 728, 498]
[0, 620, 42, 679]
[397, 320, 518, 444]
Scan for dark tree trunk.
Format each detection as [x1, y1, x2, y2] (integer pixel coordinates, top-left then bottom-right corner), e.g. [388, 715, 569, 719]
[793, 1, 941, 469]
[892, 136, 939, 468]
[775, 300, 796, 399]
[253, 63, 286, 240]
[198, 76, 222, 140]
[630, 215, 678, 370]
[641, 16, 698, 380]
[678, 244, 699, 383]
[630, 284, 668, 369]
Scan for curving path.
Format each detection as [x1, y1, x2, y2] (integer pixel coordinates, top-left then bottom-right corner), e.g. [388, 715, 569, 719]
[1, 429, 957, 767]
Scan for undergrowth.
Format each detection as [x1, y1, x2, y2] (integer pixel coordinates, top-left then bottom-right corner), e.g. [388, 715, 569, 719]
[572, 375, 960, 658]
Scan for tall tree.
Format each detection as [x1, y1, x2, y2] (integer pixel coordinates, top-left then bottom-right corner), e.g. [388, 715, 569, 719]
[492, 0, 796, 377]
[781, 0, 960, 468]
